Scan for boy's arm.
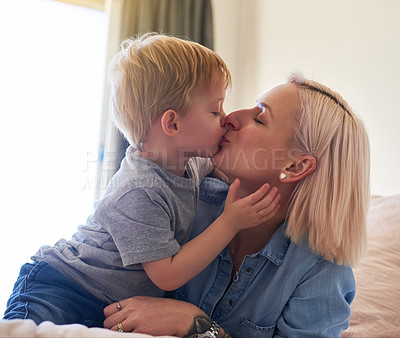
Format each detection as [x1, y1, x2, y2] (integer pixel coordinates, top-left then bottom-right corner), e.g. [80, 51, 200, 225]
[143, 179, 280, 291]
[143, 210, 239, 291]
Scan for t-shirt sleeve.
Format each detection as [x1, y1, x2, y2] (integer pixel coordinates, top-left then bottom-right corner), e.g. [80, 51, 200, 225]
[93, 188, 180, 266]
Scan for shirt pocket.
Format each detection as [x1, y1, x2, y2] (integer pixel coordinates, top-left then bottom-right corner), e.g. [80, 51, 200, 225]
[236, 317, 276, 338]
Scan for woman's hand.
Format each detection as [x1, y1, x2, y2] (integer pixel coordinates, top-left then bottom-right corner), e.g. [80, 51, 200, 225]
[103, 296, 206, 336]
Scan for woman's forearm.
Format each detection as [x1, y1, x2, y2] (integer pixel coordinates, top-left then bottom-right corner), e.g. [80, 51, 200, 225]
[183, 315, 231, 338]
[103, 296, 231, 337]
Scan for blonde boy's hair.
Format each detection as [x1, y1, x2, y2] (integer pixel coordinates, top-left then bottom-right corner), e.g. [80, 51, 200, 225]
[109, 33, 232, 147]
[286, 73, 370, 267]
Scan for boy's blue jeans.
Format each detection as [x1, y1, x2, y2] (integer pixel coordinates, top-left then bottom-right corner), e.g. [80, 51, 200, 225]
[3, 261, 107, 327]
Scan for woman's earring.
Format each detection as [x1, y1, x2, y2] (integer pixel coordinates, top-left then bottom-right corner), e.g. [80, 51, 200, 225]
[280, 172, 287, 180]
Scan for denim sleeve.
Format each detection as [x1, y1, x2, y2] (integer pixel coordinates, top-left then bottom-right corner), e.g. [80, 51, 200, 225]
[275, 260, 355, 338]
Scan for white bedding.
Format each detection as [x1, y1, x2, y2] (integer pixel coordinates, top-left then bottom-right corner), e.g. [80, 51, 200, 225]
[0, 318, 176, 337]
[1, 195, 399, 337]
[342, 194, 400, 337]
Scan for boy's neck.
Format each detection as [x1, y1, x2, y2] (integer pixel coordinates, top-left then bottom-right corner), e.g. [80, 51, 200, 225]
[140, 147, 189, 177]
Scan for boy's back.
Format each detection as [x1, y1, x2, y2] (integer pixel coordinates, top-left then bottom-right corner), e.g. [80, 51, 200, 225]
[32, 146, 213, 303]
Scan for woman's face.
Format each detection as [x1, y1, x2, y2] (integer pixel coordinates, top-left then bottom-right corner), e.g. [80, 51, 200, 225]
[212, 83, 300, 188]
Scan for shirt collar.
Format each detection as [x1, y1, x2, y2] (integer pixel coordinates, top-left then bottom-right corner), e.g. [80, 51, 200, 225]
[199, 177, 291, 265]
[219, 221, 291, 266]
[258, 221, 291, 265]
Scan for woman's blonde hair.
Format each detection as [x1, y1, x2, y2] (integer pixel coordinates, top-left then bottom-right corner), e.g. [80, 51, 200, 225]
[109, 33, 231, 147]
[286, 73, 370, 267]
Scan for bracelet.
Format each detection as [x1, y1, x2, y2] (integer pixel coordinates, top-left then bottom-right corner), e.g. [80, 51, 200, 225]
[197, 320, 220, 338]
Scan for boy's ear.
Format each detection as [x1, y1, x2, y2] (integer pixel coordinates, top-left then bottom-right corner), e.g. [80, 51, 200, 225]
[280, 155, 316, 183]
[160, 109, 180, 137]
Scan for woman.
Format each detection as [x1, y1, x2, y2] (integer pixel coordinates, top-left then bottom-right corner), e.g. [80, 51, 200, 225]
[103, 73, 370, 337]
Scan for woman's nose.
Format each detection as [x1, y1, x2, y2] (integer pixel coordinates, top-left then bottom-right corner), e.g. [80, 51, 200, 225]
[224, 110, 241, 130]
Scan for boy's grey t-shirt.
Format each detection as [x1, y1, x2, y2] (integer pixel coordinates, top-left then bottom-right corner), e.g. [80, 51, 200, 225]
[32, 146, 213, 303]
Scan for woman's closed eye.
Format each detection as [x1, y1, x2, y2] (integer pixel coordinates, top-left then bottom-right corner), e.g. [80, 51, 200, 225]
[211, 111, 221, 116]
[254, 114, 265, 125]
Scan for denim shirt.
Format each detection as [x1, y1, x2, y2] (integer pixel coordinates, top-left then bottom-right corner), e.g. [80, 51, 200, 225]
[174, 177, 355, 338]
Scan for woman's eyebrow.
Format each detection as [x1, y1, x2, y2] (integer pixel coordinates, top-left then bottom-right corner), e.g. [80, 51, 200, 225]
[256, 100, 272, 113]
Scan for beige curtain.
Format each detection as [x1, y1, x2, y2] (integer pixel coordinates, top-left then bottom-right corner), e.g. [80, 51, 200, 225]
[120, 0, 214, 49]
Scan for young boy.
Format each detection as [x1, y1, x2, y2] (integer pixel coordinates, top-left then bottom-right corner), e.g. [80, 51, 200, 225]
[4, 33, 280, 327]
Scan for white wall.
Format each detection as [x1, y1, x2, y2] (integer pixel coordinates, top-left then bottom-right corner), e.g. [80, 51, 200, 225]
[212, 0, 400, 197]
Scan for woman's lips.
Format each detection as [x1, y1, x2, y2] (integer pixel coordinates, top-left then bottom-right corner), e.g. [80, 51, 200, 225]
[219, 136, 229, 146]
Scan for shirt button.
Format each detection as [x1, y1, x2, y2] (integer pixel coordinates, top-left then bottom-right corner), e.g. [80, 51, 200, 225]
[245, 267, 252, 274]
[226, 299, 233, 306]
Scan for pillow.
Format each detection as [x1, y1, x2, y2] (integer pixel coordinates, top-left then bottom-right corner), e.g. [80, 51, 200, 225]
[342, 195, 400, 337]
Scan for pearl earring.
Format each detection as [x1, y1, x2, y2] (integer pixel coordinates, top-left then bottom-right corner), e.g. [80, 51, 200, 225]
[280, 172, 287, 180]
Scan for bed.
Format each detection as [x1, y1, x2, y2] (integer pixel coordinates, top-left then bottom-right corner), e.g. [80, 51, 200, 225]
[342, 194, 400, 337]
[1, 194, 399, 337]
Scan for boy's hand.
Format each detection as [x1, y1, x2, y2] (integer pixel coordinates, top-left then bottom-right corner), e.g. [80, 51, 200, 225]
[220, 178, 281, 232]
